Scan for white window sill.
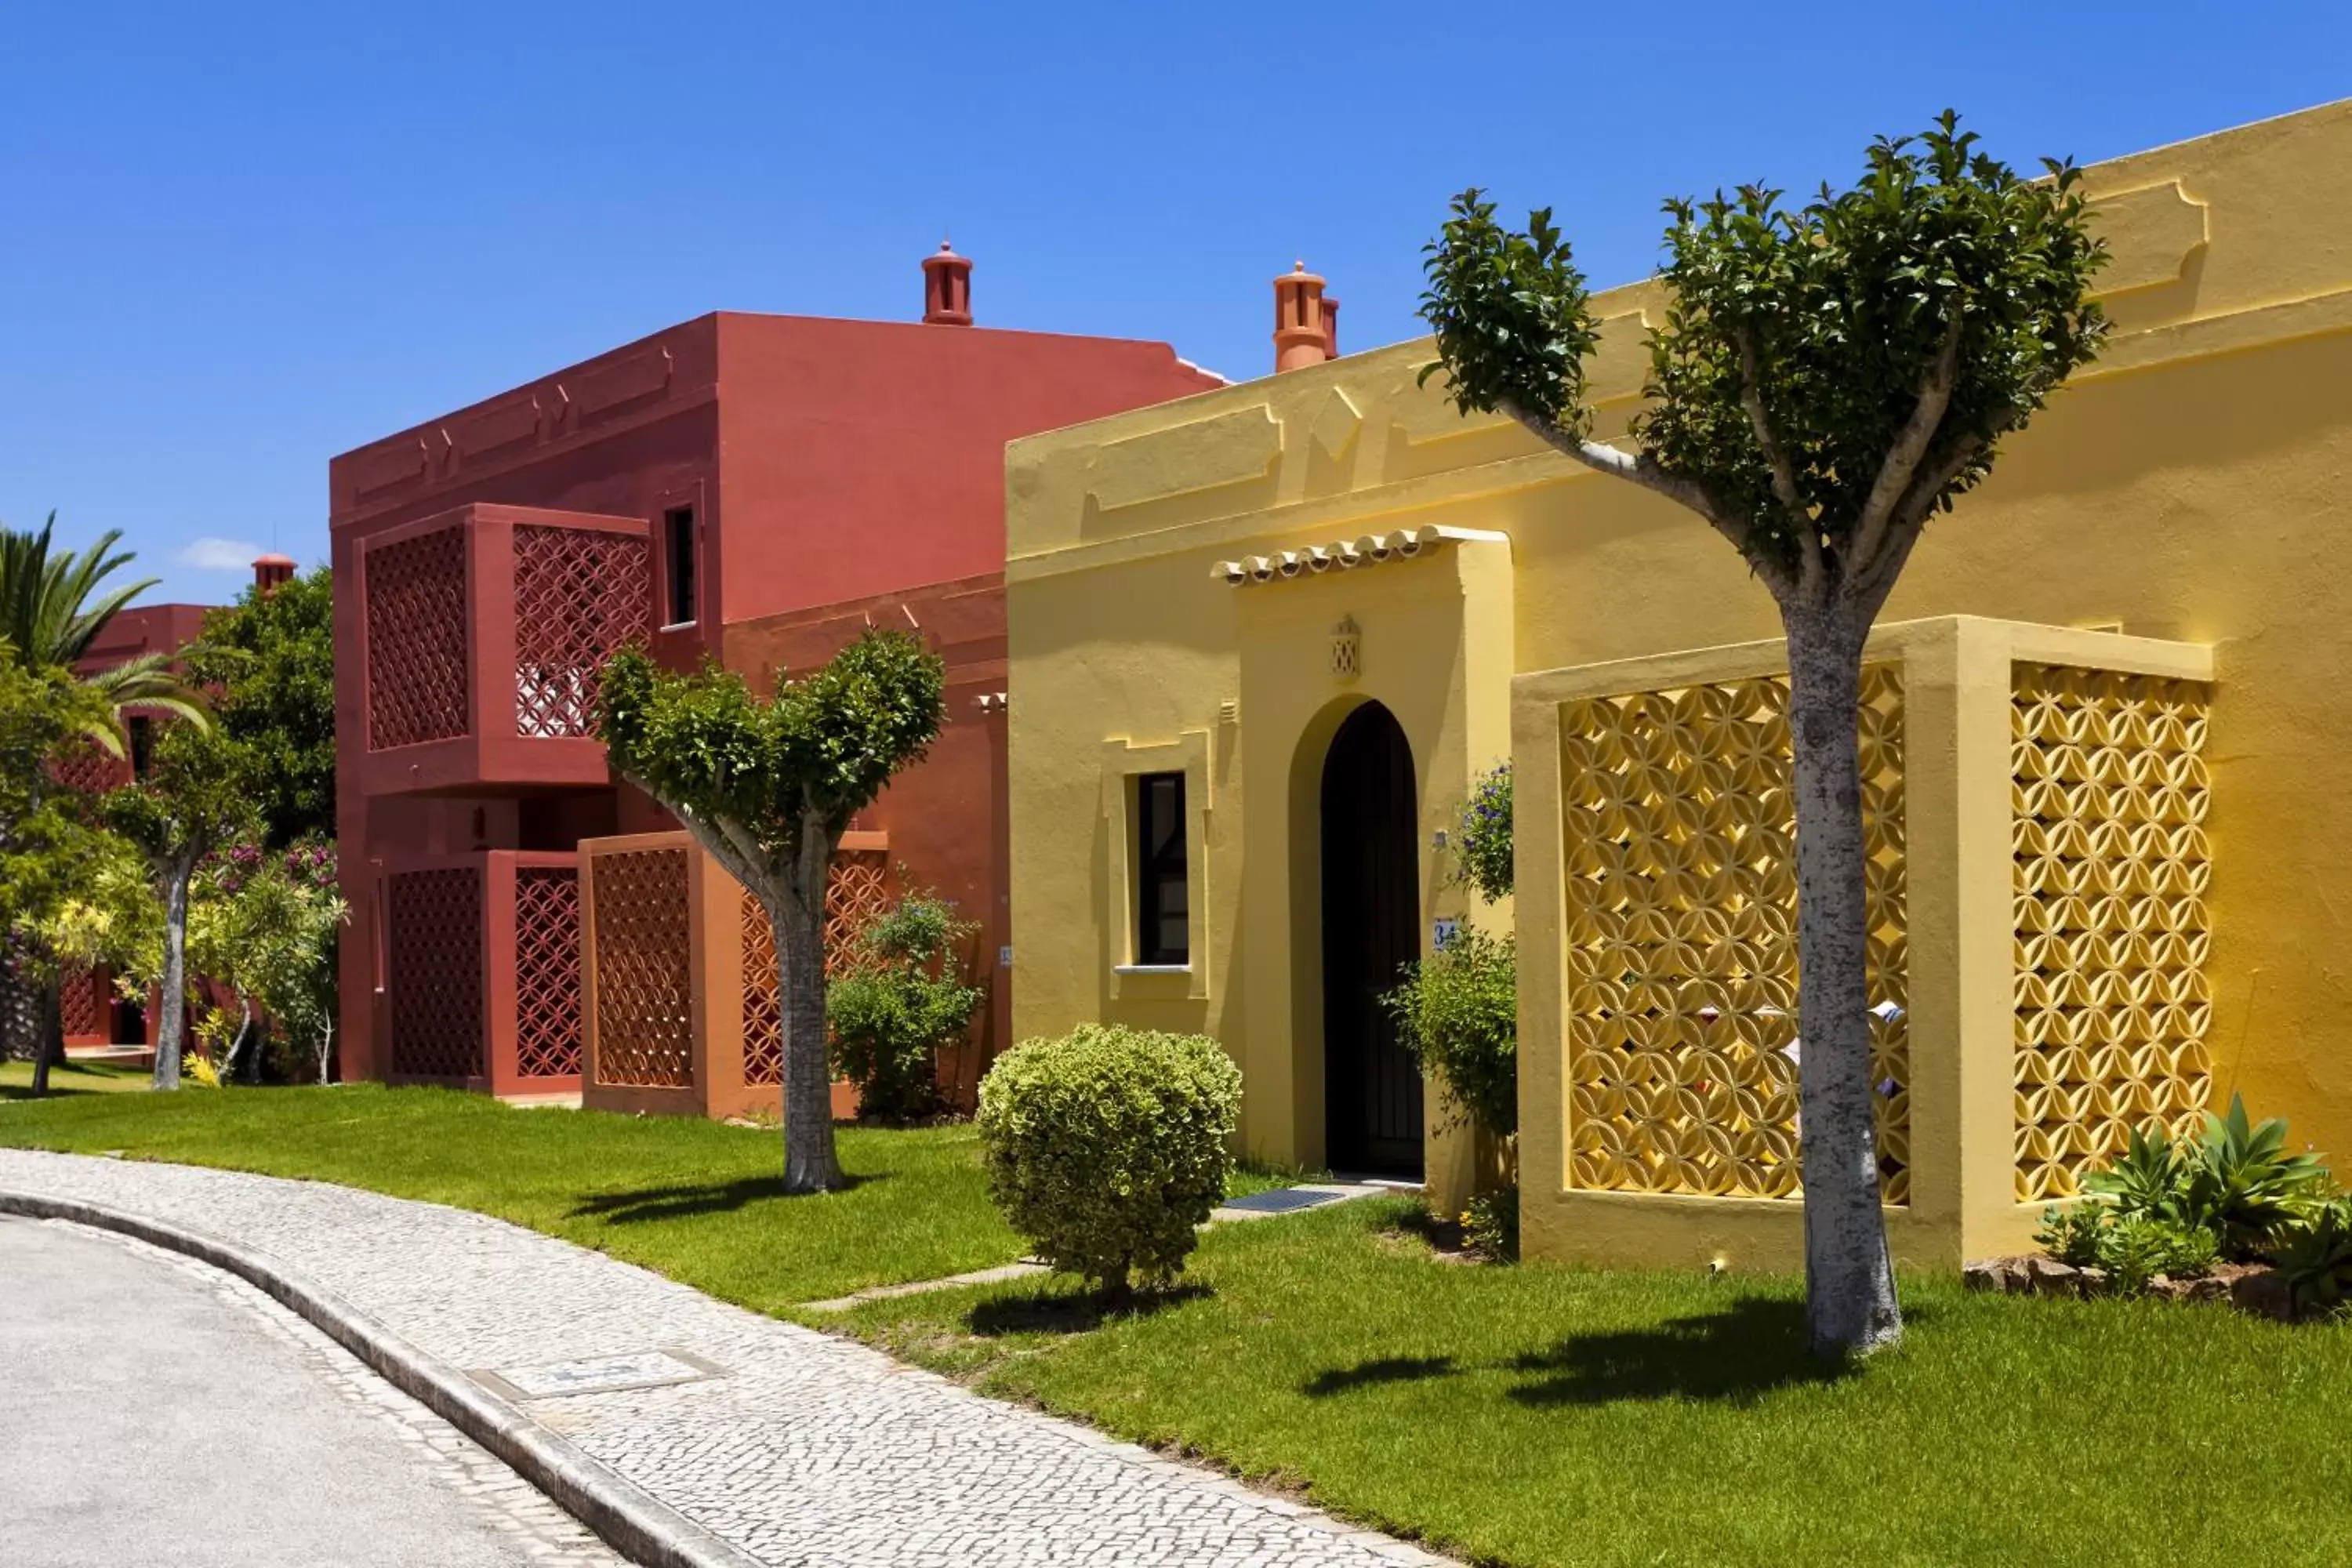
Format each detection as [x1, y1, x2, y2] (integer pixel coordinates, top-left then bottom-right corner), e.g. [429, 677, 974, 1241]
[659, 619, 699, 633]
[1113, 964, 1192, 976]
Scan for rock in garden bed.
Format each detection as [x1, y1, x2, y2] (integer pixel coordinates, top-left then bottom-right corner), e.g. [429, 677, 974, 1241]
[1965, 1255, 2301, 1319]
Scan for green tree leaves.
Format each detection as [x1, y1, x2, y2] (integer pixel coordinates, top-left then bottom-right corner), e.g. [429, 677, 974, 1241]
[186, 566, 335, 847]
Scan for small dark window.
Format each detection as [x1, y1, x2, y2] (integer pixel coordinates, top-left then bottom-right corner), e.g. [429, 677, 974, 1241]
[662, 506, 697, 626]
[128, 715, 154, 779]
[1135, 771, 1189, 966]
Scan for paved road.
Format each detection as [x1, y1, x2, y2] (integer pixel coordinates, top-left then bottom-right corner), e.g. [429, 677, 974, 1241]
[0, 1214, 620, 1568]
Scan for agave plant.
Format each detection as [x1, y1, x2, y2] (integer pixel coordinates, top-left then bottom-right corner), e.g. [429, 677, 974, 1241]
[2182, 1095, 2330, 1259]
[2085, 1123, 2189, 1221]
[2276, 1198, 2352, 1317]
[0, 513, 207, 752]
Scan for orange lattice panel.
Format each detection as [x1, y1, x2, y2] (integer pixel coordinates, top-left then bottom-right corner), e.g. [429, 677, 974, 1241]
[590, 848, 694, 1088]
[739, 849, 893, 1090]
[1558, 668, 1910, 1203]
[740, 889, 782, 1087]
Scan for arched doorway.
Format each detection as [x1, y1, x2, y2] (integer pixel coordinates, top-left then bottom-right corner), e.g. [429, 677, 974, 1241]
[1320, 701, 1424, 1178]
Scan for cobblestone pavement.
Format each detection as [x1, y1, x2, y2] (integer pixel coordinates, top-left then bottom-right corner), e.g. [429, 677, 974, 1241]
[0, 1150, 1442, 1567]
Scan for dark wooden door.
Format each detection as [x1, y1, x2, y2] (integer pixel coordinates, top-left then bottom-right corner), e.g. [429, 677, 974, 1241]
[1321, 702, 1425, 1178]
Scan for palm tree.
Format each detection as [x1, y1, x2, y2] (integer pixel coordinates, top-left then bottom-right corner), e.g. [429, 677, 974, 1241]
[0, 513, 207, 1094]
[0, 514, 208, 738]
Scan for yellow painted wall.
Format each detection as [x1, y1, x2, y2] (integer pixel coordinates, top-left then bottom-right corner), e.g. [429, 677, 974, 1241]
[1005, 99, 2352, 1246]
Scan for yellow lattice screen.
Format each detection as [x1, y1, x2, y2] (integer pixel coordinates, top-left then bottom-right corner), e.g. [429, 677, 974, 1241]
[2012, 666, 2212, 1201]
[1558, 668, 1910, 1202]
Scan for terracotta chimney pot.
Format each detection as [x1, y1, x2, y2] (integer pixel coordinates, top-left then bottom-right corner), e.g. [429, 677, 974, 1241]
[923, 241, 973, 325]
[1272, 262, 1330, 372]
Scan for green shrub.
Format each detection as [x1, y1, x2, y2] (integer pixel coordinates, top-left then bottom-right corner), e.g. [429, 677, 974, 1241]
[975, 1024, 1241, 1298]
[1381, 927, 1515, 1138]
[2034, 1201, 2218, 1294]
[825, 894, 985, 1123]
[1454, 762, 1513, 903]
[2082, 1096, 2329, 1261]
[1463, 1185, 1519, 1261]
[2034, 1203, 2109, 1269]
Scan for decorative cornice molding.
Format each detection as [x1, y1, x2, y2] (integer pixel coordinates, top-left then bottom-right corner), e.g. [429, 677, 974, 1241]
[1210, 524, 1504, 587]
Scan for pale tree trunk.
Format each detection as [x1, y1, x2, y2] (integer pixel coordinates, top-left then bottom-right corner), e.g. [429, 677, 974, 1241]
[316, 1019, 336, 1086]
[221, 993, 255, 1083]
[151, 858, 195, 1091]
[1783, 605, 1902, 1358]
[765, 865, 843, 1193]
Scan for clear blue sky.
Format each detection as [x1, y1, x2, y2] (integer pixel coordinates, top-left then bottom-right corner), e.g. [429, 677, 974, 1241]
[5, 1, 2347, 604]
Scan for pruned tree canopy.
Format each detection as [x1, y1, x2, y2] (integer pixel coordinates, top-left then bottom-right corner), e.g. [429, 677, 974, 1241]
[599, 631, 947, 891]
[1421, 113, 2108, 618]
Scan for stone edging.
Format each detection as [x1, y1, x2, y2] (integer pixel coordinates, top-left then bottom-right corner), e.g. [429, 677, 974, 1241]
[0, 1190, 764, 1568]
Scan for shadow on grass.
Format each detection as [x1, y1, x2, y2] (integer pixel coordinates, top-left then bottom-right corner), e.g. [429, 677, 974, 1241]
[1301, 1296, 1907, 1409]
[1506, 1296, 1864, 1408]
[0, 1068, 139, 1102]
[1303, 1355, 1460, 1396]
[968, 1283, 1210, 1338]
[570, 1172, 880, 1224]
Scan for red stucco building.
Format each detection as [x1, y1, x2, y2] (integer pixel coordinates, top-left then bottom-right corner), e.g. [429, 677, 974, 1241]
[333, 252, 1220, 1107]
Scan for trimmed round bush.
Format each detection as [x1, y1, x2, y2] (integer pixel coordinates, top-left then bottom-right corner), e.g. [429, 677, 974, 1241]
[975, 1024, 1242, 1298]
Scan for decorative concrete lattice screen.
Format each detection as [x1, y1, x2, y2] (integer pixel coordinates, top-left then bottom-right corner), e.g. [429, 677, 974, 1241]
[512, 524, 651, 739]
[589, 847, 694, 1088]
[740, 889, 782, 1087]
[2012, 665, 2212, 1200]
[511, 866, 583, 1080]
[739, 847, 894, 1088]
[365, 526, 470, 750]
[49, 739, 128, 796]
[387, 867, 485, 1079]
[58, 965, 102, 1040]
[1557, 668, 1910, 1202]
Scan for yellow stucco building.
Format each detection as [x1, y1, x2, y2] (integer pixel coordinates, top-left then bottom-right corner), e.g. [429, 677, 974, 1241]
[1003, 100, 2352, 1272]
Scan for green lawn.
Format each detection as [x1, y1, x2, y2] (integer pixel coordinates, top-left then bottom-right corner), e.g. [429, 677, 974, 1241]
[829, 1196, 2352, 1568]
[0, 1083, 1025, 1308]
[0, 1058, 146, 1099]
[0, 1082, 1297, 1308]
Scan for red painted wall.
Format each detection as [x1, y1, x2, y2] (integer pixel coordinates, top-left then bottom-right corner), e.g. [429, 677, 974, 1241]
[710, 314, 1220, 621]
[722, 571, 1010, 1097]
[331, 301, 1217, 1092]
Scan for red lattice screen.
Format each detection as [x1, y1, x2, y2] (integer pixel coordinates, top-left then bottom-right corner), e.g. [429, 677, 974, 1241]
[387, 868, 485, 1080]
[590, 848, 693, 1087]
[512, 866, 582, 1079]
[366, 527, 470, 750]
[739, 848, 892, 1088]
[49, 741, 129, 796]
[59, 965, 102, 1039]
[513, 526, 652, 739]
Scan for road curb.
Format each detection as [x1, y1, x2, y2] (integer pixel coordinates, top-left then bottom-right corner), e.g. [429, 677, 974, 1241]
[0, 1189, 766, 1568]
